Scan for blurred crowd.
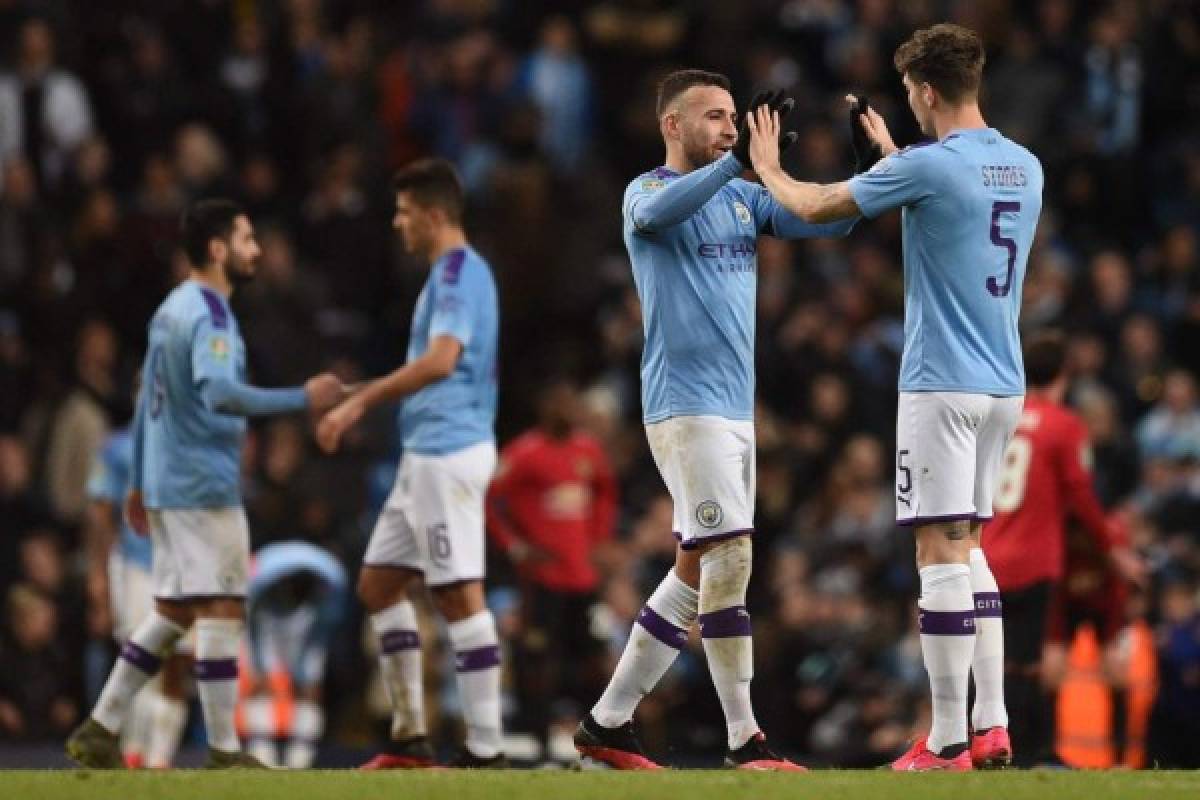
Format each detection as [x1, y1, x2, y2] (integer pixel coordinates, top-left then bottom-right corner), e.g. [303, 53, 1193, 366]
[1, 0, 1198, 767]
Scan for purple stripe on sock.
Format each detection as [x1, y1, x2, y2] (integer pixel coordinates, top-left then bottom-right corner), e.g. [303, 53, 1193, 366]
[636, 606, 688, 649]
[698, 605, 752, 638]
[381, 629, 420, 653]
[974, 592, 1003, 618]
[918, 608, 977, 635]
[455, 645, 500, 672]
[119, 641, 163, 674]
[194, 658, 239, 681]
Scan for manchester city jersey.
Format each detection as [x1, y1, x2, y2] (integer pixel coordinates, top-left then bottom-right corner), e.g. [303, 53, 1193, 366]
[849, 128, 1043, 396]
[624, 152, 856, 424]
[138, 280, 248, 508]
[399, 246, 499, 455]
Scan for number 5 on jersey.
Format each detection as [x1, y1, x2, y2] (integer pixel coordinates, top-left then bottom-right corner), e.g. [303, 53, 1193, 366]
[987, 201, 1021, 298]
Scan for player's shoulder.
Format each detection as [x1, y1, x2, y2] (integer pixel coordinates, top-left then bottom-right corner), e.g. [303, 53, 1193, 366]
[441, 247, 494, 288]
[169, 281, 232, 331]
[627, 166, 676, 196]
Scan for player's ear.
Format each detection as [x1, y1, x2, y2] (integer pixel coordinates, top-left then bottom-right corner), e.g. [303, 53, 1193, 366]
[661, 112, 679, 140]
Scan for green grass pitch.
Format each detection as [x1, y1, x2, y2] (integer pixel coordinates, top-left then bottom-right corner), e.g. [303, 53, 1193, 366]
[3, 769, 1198, 800]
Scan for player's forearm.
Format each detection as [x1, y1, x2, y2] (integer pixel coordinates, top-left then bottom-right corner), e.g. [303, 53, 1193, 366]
[358, 357, 450, 408]
[130, 396, 146, 491]
[201, 375, 308, 416]
[758, 166, 857, 224]
[629, 154, 742, 233]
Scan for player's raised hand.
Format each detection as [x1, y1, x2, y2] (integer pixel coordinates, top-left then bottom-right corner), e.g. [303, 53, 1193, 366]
[316, 396, 365, 454]
[847, 94, 884, 173]
[124, 489, 149, 536]
[1109, 545, 1149, 591]
[845, 93, 897, 159]
[747, 105, 782, 176]
[733, 90, 797, 168]
[305, 372, 345, 415]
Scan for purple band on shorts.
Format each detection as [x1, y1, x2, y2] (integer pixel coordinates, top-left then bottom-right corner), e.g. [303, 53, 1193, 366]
[636, 606, 688, 650]
[381, 630, 420, 653]
[918, 608, 977, 635]
[974, 592, 1003, 618]
[897, 513, 979, 527]
[675, 528, 754, 551]
[194, 658, 239, 681]
[119, 641, 163, 674]
[698, 605, 752, 638]
[455, 645, 500, 672]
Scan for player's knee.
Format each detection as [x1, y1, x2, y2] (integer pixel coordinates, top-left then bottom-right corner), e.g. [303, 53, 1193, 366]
[430, 581, 484, 622]
[673, 547, 702, 589]
[357, 567, 409, 612]
[914, 523, 972, 567]
[697, 535, 753, 612]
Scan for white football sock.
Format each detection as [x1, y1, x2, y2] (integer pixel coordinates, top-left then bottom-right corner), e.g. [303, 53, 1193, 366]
[370, 601, 426, 740]
[919, 563, 976, 753]
[448, 610, 503, 759]
[592, 569, 697, 728]
[969, 547, 1008, 731]
[144, 691, 188, 768]
[698, 537, 759, 751]
[92, 612, 186, 733]
[285, 699, 323, 768]
[194, 618, 243, 753]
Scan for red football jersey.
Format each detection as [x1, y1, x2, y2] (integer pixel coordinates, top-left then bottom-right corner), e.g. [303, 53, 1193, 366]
[486, 429, 617, 593]
[982, 395, 1114, 591]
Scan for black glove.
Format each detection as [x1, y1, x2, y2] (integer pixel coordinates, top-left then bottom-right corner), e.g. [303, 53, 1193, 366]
[849, 94, 883, 173]
[732, 89, 799, 168]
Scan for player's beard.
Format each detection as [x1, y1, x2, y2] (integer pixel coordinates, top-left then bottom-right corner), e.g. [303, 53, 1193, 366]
[225, 254, 257, 286]
[681, 137, 720, 170]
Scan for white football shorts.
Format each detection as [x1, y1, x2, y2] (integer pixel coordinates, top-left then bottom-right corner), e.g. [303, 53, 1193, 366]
[363, 440, 496, 587]
[149, 507, 251, 599]
[645, 415, 755, 550]
[895, 391, 1024, 526]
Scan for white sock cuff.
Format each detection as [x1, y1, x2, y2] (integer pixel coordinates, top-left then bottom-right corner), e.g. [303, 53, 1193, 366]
[646, 570, 699, 628]
[919, 563, 971, 592]
[447, 610, 498, 650]
[244, 695, 275, 737]
[370, 600, 418, 634]
[131, 611, 188, 655]
[195, 618, 243, 660]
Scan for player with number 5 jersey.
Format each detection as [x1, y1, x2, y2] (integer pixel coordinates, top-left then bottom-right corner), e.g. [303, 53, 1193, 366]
[746, 24, 1042, 770]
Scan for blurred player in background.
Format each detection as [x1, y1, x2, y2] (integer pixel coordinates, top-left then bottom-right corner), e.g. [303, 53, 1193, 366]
[241, 541, 347, 768]
[983, 332, 1144, 766]
[748, 24, 1043, 770]
[486, 377, 617, 756]
[84, 405, 191, 768]
[67, 199, 347, 769]
[575, 69, 858, 772]
[317, 159, 503, 768]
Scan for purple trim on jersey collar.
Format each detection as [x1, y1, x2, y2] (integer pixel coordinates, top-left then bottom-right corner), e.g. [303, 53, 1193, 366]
[974, 592, 1003, 618]
[918, 609, 977, 636]
[636, 606, 688, 650]
[441, 248, 466, 285]
[119, 641, 163, 674]
[698, 606, 752, 638]
[199, 286, 229, 329]
[652, 166, 679, 179]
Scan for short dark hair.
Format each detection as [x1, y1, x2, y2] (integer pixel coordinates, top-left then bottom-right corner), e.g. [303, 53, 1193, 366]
[392, 158, 465, 224]
[181, 198, 245, 267]
[1024, 330, 1067, 388]
[656, 69, 731, 117]
[894, 23, 985, 105]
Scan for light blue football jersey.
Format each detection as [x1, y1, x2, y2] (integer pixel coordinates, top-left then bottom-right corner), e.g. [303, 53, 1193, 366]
[86, 428, 152, 571]
[137, 280, 249, 508]
[624, 152, 856, 423]
[849, 128, 1043, 395]
[399, 246, 499, 455]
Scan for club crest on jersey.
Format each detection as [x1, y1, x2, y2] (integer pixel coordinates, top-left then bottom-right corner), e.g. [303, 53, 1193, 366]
[696, 500, 723, 529]
[641, 178, 665, 192]
[209, 336, 230, 360]
[732, 201, 752, 227]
